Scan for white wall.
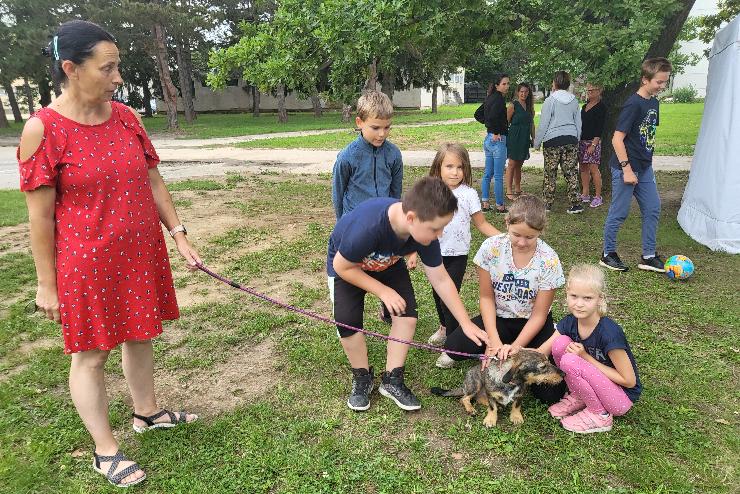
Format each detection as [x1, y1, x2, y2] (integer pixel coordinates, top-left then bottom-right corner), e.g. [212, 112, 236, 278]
[672, 0, 720, 97]
[157, 68, 466, 112]
[386, 68, 465, 109]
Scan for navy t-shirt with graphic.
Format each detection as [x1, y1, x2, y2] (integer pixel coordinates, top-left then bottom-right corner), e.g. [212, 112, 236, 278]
[327, 197, 443, 277]
[556, 314, 642, 402]
[609, 93, 659, 172]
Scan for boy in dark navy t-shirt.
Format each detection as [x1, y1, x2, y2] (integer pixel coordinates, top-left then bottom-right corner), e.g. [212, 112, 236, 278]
[327, 177, 489, 412]
[601, 57, 672, 273]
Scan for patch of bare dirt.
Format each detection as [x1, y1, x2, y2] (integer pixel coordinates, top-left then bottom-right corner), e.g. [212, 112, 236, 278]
[17, 336, 60, 355]
[0, 336, 60, 383]
[163, 175, 332, 309]
[105, 338, 279, 417]
[0, 223, 30, 255]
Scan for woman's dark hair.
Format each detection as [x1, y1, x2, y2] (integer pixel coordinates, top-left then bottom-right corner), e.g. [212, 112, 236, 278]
[41, 20, 116, 86]
[553, 71, 571, 90]
[486, 73, 509, 96]
[514, 82, 534, 116]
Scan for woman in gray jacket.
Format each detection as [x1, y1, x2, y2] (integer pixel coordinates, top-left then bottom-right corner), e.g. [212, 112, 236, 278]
[533, 71, 583, 214]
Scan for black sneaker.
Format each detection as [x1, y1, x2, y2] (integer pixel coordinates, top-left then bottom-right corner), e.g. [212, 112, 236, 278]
[567, 204, 584, 214]
[347, 367, 374, 411]
[379, 367, 421, 411]
[545, 203, 553, 212]
[600, 252, 629, 272]
[638, 254, 666, 273]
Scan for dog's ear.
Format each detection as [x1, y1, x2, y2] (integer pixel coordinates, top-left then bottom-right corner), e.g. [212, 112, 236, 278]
[502, 354, 522, 383]
[502, 369, 514, 383]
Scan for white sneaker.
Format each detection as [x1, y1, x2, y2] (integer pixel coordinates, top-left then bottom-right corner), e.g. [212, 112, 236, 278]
[427, 327, 447, 346]
[435, 353, 455, 369]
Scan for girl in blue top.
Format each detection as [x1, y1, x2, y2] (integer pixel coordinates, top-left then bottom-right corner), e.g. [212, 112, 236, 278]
[539, 264, 641, 433]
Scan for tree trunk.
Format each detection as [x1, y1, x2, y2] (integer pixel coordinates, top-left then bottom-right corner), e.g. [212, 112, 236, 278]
[152, 22, 179, 130]
[23, 79, 35, 114]
[310, 90, 322, 118]
[341, 103, 352, 123]
[381, 68, 395, 103]
[3, 82, 23, 123]
[364, 58, 378, 90]
[0, 96, 9, 128]
[175, 38, 197, 123]
[252, 86, 260, 117]
[599, 0, 696, 187]
[142, 80, 153, 118]
[431, 84, 438, 113]
[276, 84, 288, 123]
[38, 76, 52, 107]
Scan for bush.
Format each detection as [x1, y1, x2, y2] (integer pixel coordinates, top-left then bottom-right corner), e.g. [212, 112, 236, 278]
[672, 85, 698, 103]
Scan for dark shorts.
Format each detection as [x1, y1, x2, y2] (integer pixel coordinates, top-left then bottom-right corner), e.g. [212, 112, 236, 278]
[328, 260, 417, 338]
[444, 313, 557, 359]
[578, 139, 601, 165]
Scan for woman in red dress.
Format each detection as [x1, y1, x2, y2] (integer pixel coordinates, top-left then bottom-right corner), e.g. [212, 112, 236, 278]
[18, 20, 200, 487]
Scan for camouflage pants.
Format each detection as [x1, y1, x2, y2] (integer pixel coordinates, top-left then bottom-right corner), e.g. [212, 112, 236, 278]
[542, 143, 580, 206]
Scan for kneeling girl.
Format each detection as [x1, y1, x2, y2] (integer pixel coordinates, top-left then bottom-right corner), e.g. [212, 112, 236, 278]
[441, 194, 567, 404]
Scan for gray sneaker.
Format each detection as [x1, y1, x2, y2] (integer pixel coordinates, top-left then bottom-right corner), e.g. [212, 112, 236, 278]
[347, 367, 374, 411]
[379, 367, 421, 411]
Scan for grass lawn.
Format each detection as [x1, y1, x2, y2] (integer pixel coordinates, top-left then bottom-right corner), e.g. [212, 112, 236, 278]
[237, 103, 704, 156]
[0, 119, 24, 138]
[144, 104, 480, 138]
[0, 105, 477, 140]
[2, 103, 703, 156]
[0, 167, 737, 493]
[0, 190, 27, 227]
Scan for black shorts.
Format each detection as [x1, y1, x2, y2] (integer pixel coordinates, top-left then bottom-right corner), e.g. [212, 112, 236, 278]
[444, 313, 556, 358]
[328, 260, 417, 338]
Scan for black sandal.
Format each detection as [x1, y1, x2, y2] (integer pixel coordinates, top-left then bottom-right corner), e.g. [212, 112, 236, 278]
[132, 409, 198, 433]
[93, 450, 146, 487]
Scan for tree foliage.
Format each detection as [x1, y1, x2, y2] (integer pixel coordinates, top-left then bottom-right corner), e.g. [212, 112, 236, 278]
[697, 0, 740, 44]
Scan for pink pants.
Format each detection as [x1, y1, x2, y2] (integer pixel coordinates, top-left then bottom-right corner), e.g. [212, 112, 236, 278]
[552, 335, 633, 416]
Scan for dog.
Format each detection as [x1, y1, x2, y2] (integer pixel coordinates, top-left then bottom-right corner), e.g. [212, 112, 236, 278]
[431, 349, 564, 428]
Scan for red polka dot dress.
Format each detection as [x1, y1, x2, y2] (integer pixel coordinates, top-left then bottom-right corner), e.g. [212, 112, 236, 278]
[18, 102, 179, 354]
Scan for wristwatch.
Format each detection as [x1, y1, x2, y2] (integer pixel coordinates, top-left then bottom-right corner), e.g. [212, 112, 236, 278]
[169, 224, 187, 238]
[619, 160, 630, 168]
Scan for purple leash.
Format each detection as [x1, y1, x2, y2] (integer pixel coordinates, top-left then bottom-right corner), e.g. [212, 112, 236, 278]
[196, 264, 492, 361]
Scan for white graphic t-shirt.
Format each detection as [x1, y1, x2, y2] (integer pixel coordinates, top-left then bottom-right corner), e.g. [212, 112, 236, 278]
[439, 184, 483, 256]
[473, 233, 564, 318]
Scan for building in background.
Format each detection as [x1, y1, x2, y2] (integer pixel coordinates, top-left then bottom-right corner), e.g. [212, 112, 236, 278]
[155, 70, 465, 113]
[672, 0, 720, 97]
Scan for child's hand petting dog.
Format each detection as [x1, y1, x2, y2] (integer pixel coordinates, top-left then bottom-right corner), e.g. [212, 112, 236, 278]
[482, 344, 521, 370]
[496, 344, 521, 361]
[565, 342, 586, 357]
[481, 347, 498, 370]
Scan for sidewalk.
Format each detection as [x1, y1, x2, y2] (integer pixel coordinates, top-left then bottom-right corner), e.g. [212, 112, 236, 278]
[147, 148, 693, 183]
[0, 119, 693, 188]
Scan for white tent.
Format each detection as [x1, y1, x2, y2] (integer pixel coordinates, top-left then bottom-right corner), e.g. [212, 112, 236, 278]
[677, 14, 740, 253]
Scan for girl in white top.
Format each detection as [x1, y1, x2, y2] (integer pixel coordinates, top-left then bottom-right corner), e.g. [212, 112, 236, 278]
[424, 143, 500, 349]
